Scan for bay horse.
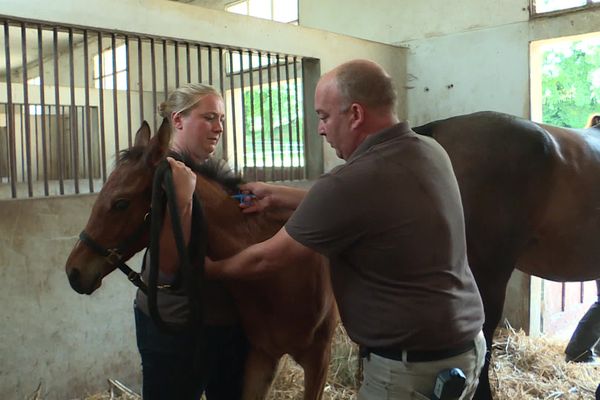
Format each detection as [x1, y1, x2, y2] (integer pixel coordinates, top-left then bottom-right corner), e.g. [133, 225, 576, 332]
[65, 120, 337, 400]
[414, 111, 600, 400]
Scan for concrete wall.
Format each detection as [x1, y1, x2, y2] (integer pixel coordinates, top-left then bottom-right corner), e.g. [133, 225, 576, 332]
[0, 0, 405, 398]
[299, 0, 600, 335]
[300, 0, 600, 124]
[0, 194, 143, 399]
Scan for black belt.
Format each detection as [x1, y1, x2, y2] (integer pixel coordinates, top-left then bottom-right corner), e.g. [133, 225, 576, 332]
[361, 340, 475, 363]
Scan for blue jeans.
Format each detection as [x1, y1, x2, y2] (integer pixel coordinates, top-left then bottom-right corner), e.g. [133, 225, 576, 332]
[134, 305, 249, 400]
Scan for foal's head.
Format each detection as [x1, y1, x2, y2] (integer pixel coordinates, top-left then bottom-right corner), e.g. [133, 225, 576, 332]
[65, 120, 174, 294]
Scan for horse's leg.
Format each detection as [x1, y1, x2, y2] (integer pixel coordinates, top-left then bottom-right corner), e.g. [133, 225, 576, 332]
[470, 257, 516, 400]
[241, 347, 280, 400]
[294, 309, 337, 400]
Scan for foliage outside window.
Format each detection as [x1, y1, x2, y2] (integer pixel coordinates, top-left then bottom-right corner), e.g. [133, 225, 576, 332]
[532, 0, 600, 15]
[541, 37, 600, 128]
[242, 80, 304, 168]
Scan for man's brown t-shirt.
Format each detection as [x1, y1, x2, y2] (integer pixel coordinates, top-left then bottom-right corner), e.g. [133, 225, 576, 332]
[285, 122, 484, 350]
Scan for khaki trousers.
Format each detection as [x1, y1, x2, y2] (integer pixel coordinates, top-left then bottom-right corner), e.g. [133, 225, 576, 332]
[358, 331, 486, 400]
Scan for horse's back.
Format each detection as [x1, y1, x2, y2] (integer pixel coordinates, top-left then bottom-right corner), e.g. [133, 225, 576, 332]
[415, 111, 600, 281]
[519, 123, 600, 280]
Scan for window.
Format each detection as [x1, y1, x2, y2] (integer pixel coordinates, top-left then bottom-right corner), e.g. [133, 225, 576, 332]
[27, 76, 41, 85]
[532, 0, 600, 15]
[93, 44, 128, 90]
[226, 0, 298, 24]
[530, 33, 600, 127]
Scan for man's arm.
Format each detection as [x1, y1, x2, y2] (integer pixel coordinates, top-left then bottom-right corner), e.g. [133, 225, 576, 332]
[205, 227, 315, 280]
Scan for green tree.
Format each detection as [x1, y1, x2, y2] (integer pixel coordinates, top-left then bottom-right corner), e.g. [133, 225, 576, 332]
[242, 81, 304, 167]
[542, 40, 600, 128]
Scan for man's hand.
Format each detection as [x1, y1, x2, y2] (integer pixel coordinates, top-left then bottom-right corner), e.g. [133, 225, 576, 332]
[239, 182, 276, 213]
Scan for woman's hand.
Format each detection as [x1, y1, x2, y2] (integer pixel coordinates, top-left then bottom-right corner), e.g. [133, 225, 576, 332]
[167, 156, 196, 209]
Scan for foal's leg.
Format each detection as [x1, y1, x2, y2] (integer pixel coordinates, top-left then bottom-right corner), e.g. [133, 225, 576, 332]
[242, 347, 279, 400]
[295, 309, 337, 400]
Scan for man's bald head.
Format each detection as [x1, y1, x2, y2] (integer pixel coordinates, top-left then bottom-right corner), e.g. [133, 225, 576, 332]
[324, 59, 397, 114]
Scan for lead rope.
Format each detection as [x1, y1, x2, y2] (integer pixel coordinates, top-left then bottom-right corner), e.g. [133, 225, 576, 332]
[147, 157, 205, 335]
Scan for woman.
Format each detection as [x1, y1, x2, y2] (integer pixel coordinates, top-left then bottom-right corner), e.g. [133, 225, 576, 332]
[134, 83, 248, 399]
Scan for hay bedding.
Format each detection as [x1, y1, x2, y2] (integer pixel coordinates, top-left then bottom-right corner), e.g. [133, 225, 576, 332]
[50, 325, 599, 400]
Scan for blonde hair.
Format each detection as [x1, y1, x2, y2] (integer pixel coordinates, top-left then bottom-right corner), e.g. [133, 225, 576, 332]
[158, 83, 222, 122]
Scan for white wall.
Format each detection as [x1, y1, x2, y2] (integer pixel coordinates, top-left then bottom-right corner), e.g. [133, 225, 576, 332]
[0, 1, 406, 398]
[300, 0, 600, 124]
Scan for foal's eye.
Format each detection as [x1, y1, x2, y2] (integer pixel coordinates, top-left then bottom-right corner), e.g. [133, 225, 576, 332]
[113, 199, 130, 211]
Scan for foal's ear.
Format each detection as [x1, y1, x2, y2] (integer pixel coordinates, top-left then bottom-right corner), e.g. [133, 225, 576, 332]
[134, 121, 151, 147]
[157, 118, 171, 151]
[144, 118, 172, 165]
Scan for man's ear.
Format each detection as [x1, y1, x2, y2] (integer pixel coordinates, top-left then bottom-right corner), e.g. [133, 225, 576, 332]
[349, 103, 365, 130]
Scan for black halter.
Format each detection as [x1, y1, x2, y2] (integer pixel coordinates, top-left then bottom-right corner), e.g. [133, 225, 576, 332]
[78, 213, 150, 294]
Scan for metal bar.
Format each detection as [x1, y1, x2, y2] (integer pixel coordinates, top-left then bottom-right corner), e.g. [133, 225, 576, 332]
[33, 105, 39, 179]
[218, 47, 225, 100]
[276, 56, 284, 177]
[208, 45, 213, 85]
[37, 25, 49, 195]
[83, 30, 93, 192]
[266, 53, 275, 179]
[97, 32, 107, 182]
[138, 37, 144, 124]
[79, 106, 85, 178]
[125, 36, 132, 148]
[228, 50, 238, 173]
[292, 57, 302, 179]
[19, 105, 24, 182]
[21, 23, 33, 196]
[4, 23, 17, 197]
[174, 41, 180, 88]
[197, 44, 203, 83]
[284, 56, 293, 181]
[218, 47, 226, 159]
[53, 27, 64, 194]
[69, 28, 80, 193]
[247, 51, 257, 181]
[151, 38, 157, 133]
[561, 282, 566, 312]
[257, 52, 266, 173]
[111, 33, 120, 157]
[185, 43, 191, 83]
[162, 39, 168, 100]
[1, 103, 7, 186]
[239, 51, 247, 176]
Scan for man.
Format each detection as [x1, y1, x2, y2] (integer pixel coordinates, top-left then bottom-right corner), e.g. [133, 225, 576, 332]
[206, 59, 486, 399]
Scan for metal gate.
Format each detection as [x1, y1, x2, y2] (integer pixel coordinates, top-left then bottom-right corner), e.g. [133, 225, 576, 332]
[0, 17, 309, 198]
